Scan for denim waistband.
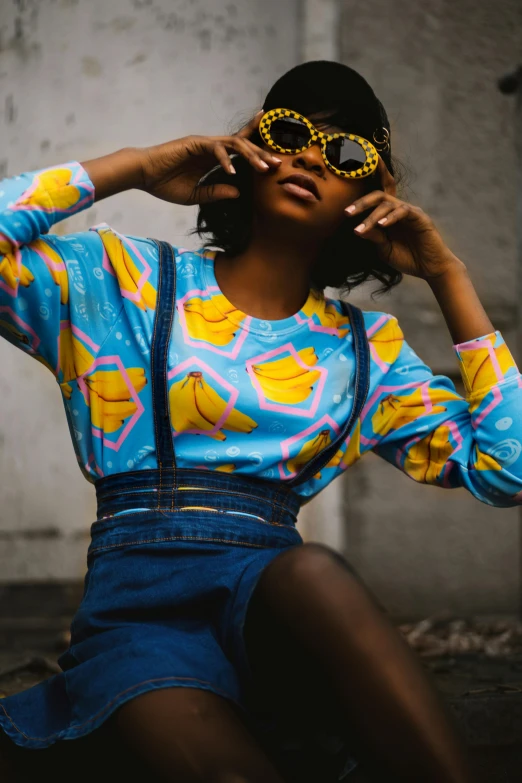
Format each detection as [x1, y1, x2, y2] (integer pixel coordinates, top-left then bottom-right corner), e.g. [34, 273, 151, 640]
[95, 468, 303, 528]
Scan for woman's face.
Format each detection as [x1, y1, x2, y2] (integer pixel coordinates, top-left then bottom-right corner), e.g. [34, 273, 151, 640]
[251, 112, 375, 239]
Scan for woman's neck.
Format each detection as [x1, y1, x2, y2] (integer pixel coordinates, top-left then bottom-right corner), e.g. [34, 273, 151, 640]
[213, 231, 322, 321]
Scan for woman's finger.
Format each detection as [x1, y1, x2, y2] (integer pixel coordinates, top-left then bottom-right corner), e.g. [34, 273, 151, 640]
[351, 202, 400, 234]
[212, 142, 237, 174]
[218, 135, 280, 172]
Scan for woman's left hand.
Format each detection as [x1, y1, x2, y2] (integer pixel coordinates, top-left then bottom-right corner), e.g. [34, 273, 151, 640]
[345, 155, 462, 279]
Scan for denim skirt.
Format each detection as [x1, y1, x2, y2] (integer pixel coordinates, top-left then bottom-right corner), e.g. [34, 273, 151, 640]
[0, 468, 359, 781]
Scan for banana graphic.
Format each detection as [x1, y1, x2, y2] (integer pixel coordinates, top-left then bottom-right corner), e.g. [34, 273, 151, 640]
[170, 371, 257, 440]
[60, 381, 73, 400]
[301, 290, 350, 336]
[215, 463, 236, 473]
[287, 428, 340, 480]
[403, 425, 456, 483]
[0, 320, 31, 346]
[371, 386, 462, 438]
[85, 367, 147, 434]
[59, 326, 95, 382]
[0, 240, 34, 292]
[459, 341, 516, 397]
[473, 445, 502, 473]
[184, 294, 245, 346]
[339, 419, 361, 469]
[98, 227, 156, 311]
[18, 168, 81, 211]
[251, 347, 320, 404]
[369, 317, 403, 364]
[31, 239, 69, 305]
[85, 368, 147, 400]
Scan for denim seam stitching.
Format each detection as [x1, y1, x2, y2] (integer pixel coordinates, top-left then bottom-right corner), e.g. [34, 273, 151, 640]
[97, 487, 297, 515]
[89, 534, 271, 553]
[150, 240, 163, 507]
[0, 676, 238, 742]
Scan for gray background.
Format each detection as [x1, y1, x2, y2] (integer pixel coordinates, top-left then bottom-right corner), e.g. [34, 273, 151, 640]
[0, 0, 520, 619]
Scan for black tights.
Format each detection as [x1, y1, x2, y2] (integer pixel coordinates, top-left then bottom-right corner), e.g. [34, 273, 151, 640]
[242, 543, 480, 783]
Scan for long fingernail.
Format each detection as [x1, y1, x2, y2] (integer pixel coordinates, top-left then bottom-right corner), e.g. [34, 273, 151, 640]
[229, 164, 236, 174]
[260, 161, 269, 169]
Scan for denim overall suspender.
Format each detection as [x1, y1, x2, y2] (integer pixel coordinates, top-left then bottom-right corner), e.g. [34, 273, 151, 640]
[95, 240, 370, 518]
[150, 240, 369, 490]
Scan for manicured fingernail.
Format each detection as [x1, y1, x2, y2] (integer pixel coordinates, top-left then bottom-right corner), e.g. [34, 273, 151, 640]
[260, 161, 269, 169]
[345, 205, 356, 214]
[378, 217, 387, 224]
[271, 157, 282, 163]
[229, 164, 236, 174]
[354, 223, 365, 232]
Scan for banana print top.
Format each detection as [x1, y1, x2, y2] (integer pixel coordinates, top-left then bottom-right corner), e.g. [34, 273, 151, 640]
[1, 162, 522, 505]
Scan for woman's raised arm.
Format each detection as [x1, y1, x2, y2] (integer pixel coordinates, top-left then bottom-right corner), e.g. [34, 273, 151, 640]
[0, 111, 281, 379]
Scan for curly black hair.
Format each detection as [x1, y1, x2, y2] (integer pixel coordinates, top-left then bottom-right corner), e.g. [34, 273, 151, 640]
[188, 61, 412, 298]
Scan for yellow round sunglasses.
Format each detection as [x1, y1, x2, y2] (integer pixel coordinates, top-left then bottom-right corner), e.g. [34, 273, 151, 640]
[258, 108, 388, 180]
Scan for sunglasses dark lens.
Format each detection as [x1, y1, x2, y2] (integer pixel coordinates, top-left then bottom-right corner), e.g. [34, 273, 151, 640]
[326, 138, 366, 172]
[269, 117, 311, 149]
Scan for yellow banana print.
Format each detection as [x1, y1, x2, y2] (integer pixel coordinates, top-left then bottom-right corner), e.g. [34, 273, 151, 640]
[252, 347, 321, 404]
[215, 463, 236, 473]
[59, 326, 95, 382]
[403, 425, 455, 483]
[301, 290, 350, 336]
[18, 168, 81, 211]
[98, 228, 156, 311]
[369, 317, 403, 364]
[372, 386, 462, 438]
[184, 294, 245, 346]
[85, 367, 147, 434]
[89, 391, 137, 434]
[170, 371, 257, 440]
[85, 368, 147, 400]
[459, 340, 517, 396]
[339, 419, 361, 469]
[473, 446, 502, 472]
[0, 240, 34, 292]
[31, 239, 69, 304]
[60, 381, 73, 400]
[287, 428, 334, 479]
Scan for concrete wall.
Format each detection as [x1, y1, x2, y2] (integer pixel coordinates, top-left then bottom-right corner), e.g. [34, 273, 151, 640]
[1, 0, 520, 621]
[0, 0, 300, 579]
[336, 0, 521, 618]
[299, 0, 522, 618]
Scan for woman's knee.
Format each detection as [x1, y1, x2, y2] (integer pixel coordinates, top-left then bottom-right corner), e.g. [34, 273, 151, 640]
[114, 687, 286, 783]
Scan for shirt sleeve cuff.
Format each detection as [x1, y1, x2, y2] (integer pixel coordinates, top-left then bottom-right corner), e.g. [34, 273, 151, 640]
[453, 330, 520, 397]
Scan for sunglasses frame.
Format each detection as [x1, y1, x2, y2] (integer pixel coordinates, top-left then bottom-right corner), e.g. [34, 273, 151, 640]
[258, 108, 380, 180]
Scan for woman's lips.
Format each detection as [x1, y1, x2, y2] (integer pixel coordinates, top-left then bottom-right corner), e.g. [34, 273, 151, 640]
[279, 182, 318, 202]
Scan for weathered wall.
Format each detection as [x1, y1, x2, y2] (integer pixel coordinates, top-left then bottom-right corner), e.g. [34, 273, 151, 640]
[1, 0, 520, 621]
[0, 0, 300, 579]
[334, 0, 522, 618]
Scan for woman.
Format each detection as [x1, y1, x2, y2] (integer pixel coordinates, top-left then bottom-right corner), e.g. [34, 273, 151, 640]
[0, 59, 519, 783]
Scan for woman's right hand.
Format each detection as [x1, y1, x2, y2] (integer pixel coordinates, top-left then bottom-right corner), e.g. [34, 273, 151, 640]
[137, 110, 281, 205]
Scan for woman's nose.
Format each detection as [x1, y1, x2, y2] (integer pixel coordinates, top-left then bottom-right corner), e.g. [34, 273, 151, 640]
[294, 143, 325, 175]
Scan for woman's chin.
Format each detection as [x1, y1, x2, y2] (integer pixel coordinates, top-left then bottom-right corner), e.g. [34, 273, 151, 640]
[257, 197, 324, 228]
